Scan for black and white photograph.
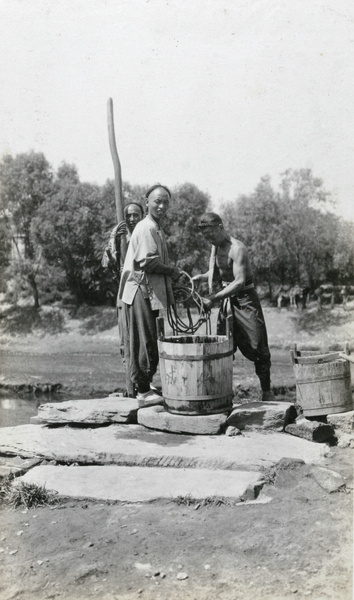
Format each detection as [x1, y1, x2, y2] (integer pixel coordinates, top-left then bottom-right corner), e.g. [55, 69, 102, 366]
[0, 1, 353, 599]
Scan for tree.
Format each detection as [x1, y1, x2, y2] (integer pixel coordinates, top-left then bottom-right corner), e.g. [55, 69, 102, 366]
[0, 152, 54, 307]
[220, 169, 350, 297]
[278, 169, 336, 288]
[163, 182, 211, 274]
[331, 218, 354, 284]
[33, 164, 102, 307]
[221, 176, 286, 298]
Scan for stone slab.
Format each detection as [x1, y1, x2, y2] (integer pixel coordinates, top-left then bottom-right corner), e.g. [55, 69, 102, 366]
[326, 411, 354, 447]
[0, 455, 41, 479]
[226, 401, 297, 431]
[36, 397, 138, 425]
[285, 416, 335, 443]
[327, 410, 353, 436]
[138, 405, 228, 435]
[19, 465, 264, 502]
[0, 424, 326, 471]
[309, 466, 346, 493]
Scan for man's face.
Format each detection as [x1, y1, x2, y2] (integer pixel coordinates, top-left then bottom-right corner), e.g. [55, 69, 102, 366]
[125, 205, 142, 233]
[146, 188, 170, 222]
[199, 223, 223, 245]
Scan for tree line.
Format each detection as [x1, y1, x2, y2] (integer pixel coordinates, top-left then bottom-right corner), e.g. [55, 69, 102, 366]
[221, 170, 354, 300]
[0, 151, 353, 309]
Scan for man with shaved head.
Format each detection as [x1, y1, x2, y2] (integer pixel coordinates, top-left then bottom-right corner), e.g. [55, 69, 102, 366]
[119, 184, 180, 407]
[194, 212, 274, 401]
[102, 201, 145, 358]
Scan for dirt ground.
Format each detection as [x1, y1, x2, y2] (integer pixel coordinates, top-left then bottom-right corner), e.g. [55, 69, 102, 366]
[0, 447, 352, 600]
[0, 302, 353, 599]
[1, 301, 353, 398]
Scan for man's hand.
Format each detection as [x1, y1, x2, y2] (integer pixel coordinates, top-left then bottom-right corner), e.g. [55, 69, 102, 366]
[201, 294, 219, 311]
[111, 221, 127, 238]
[191, 273, 207, 282]
[201, 297, 213, 311]
[169, 267, 181, 282]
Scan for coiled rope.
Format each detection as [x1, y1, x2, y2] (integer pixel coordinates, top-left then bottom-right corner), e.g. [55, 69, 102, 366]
[167, 271, 211, 335]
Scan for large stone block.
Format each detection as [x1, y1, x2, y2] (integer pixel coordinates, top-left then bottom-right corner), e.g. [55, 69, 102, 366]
[327, 410, 353, 436]
[327, 410, 354, 448]
[19, 465, 264, 502]
[36, 397, 138, 425]
[309, 466, 346, 493]
[138, 405, 228, 435]
[285, 415, 335, 443]
[226, 401, 297, 432]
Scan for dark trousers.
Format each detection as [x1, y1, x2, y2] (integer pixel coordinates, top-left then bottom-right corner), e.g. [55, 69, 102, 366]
[217, 288, 271, 392]
[124, 288, 159, 389]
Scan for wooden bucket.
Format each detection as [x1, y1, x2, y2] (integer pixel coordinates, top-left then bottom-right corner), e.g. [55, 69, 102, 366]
[290, 345, 353, 416]
[157, 317, 234, 415]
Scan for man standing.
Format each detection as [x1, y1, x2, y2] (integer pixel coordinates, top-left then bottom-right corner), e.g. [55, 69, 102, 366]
[102, 202, 144, 356]
[119, 184, 180, 406]
[193, 212, 274, 401]
[102, 202, 144, 275]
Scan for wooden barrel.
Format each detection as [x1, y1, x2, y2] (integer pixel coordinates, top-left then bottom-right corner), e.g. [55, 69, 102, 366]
[157, 318, 234, 415]
[291, 346, 353, 416]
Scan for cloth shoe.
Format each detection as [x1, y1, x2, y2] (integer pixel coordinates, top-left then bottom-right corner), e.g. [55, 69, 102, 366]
[137, 390, 164, 409]
[150, 384, 162, 395]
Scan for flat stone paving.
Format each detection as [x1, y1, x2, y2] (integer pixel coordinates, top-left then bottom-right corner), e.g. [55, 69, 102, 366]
[36, 397, 139, 424]
[19, 465, 264, 502]
[0, 399, 333, 502]
[0, 423, 326, 471]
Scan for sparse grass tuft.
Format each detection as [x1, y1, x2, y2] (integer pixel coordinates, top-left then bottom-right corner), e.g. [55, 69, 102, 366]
[0, 477, 58, 509]
[172, 494, 236, 508]
[0, 473, 15, 503]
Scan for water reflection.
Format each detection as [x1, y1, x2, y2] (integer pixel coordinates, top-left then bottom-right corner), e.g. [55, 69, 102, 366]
[0, 392, 68, 428]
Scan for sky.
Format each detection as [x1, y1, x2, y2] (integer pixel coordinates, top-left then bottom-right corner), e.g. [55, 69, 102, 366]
[1, 0, 353, 220]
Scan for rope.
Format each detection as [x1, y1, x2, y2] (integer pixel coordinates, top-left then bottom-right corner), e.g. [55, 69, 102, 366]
[167, 271, 212, 335]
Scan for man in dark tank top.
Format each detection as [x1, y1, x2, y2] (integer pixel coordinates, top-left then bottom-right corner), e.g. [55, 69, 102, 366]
[193, 212, 274, 401]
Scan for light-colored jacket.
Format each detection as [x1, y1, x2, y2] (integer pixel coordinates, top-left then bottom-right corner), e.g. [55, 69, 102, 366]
[118, 215, 174, 311]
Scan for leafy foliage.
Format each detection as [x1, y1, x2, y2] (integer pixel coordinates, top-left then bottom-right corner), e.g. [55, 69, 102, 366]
[222, 176, 287, 297]
[163, 182, 211, 274]
[221, 169, 354, 298]
[33, 165, 103, 306]
[1, 151, 353, 309]
[0, 152, 54, 307]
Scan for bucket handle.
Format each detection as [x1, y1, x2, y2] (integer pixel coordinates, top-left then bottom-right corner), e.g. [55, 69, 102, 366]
[156, 317, 165, 341]
[290, 342, 351, 365]
[226, 315, 233, 344]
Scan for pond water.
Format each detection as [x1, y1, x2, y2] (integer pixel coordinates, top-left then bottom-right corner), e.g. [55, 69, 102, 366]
[0, 392, 77, 428]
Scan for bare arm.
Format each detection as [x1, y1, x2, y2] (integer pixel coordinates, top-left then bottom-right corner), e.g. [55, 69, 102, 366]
[191, 272, 209, 282]
[215, 245, 247, 299]
[203, 245, 247, 308]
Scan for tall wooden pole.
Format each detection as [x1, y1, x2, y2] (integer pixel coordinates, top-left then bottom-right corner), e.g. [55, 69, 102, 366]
[107, 98, 127, 257]
[107, 98, 135, 397]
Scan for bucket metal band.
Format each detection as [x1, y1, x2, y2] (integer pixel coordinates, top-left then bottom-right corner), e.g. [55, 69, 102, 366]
[296, 373, 351, 385]
[164, 393, 233, 402]
[159, 349, 233, 362]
